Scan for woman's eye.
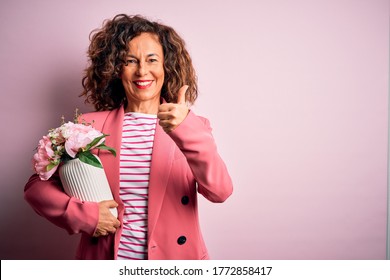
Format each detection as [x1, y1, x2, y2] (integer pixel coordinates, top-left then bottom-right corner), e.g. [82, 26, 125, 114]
[149, 59, 158, 63]
[126, 59, 137, 65]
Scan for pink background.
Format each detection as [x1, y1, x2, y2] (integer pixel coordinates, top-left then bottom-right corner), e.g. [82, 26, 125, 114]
[0, 0, 388, 259]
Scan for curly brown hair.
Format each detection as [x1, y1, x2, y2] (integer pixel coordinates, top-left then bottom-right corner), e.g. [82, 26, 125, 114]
[81, 14, 198, 111]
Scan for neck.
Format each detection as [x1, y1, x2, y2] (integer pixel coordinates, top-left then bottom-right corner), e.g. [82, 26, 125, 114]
[125, 99, 160, 114]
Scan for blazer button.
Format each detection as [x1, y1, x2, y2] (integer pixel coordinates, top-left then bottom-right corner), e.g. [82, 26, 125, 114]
[177, 236, 187, 245]
[181, 195, 189, 205]
[91, 237, 99, 245]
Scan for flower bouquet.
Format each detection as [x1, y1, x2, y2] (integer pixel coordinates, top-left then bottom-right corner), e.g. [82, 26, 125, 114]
[32, 111, 118, 217]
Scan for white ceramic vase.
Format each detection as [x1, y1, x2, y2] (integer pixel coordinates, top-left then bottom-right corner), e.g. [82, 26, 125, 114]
[59, 156, 118, 217]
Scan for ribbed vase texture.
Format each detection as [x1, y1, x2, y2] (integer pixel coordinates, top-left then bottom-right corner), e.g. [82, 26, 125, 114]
[59, 158, 118, 217]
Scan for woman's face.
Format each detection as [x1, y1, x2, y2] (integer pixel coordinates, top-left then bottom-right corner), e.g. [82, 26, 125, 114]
[121, 32, 165, 109]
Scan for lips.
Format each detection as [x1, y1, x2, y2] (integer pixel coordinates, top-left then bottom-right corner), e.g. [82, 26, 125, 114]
[133, 80, 153, 89]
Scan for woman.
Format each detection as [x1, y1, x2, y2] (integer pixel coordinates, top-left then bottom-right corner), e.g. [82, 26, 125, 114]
[24, 14, 233, 260]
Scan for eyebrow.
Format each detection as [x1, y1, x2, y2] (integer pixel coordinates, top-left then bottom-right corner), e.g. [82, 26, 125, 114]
[126, 53, 160, 58]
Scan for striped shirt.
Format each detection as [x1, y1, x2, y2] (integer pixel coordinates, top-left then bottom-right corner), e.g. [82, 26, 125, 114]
[117, 112, 157, 260]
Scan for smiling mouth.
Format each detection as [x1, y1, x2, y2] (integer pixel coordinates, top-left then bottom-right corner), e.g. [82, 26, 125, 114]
[133, 80, 153, 89]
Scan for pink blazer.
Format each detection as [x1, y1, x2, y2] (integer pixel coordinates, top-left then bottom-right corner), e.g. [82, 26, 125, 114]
[24, 106, 233, 259]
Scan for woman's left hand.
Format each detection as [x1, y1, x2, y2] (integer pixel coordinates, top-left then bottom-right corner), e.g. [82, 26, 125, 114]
[157, 85, 189, 133]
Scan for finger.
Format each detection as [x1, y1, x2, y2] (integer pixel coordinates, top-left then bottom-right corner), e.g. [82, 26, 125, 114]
[102, 200, 118, 208]
[107, 226, 117, 234]
[158, 103, 175, 113]
[161, 126, 172, 133]
[176, 85, 189, 104]
[157, 111, 173, 120]
[159, 123, 172, 133]
[114, 219, 121, 228]
[158, 119, 171, 129]
[94, 230, 107, 237]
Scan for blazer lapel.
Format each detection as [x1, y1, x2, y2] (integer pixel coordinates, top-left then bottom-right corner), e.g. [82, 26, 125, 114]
[147, 123, 175, 241]
[98, 106, 124, 201]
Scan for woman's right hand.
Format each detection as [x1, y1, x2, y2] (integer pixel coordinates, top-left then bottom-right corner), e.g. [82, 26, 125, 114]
[93, 200, 121, 237]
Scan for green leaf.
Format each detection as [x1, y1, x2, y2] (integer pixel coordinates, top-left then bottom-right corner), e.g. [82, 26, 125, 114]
[84, 135, 107, 151]
[96, 144, 117, 157]
[46, 163, 58, 171]
[78, 151, 103, 168]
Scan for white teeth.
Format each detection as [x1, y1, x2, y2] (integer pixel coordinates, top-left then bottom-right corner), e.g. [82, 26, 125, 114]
[135, 81, 152, 86]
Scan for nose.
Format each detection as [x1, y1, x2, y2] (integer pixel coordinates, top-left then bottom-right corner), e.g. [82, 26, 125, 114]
[136, 61, 148, 76]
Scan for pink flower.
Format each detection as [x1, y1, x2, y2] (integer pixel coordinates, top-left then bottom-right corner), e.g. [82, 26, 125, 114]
[32, 136, 59, 180]
[31, 115, 115, 181]
[61, 122, 104, 158]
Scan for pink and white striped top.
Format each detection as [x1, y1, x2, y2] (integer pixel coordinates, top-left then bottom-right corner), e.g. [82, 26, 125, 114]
[117, 112, 157, 260]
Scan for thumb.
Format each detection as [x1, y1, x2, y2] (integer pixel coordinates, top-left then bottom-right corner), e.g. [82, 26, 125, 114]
[177, 85, 189, 104]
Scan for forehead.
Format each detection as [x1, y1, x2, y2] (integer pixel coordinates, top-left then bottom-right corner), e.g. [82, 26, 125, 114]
[128, 32, 163, 54]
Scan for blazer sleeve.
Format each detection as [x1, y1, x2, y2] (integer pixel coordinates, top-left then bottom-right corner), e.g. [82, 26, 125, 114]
[24, 173, 99, 235]
[24, 110, 110, 235]
[168, 110, 233, 202]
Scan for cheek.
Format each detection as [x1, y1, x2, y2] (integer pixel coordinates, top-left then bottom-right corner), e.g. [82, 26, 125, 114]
[121, 67, 135, 80]
[158, 68, 165, 83]
[160, 73, 165, 83]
